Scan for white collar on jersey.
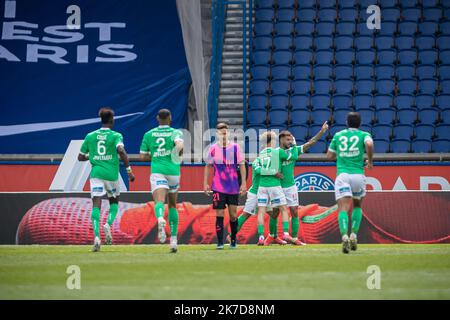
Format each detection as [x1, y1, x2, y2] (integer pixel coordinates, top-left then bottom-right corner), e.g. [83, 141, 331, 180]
[158, 125, 170, 128]
[99, 127, 111, 130]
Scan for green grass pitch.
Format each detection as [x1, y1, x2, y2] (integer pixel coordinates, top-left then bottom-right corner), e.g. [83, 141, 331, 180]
[0, 244, 449, 300]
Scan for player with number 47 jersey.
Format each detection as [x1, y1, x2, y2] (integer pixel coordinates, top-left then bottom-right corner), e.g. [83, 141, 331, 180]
[327, 112, 374, 254]
[140, 109, 184, 253]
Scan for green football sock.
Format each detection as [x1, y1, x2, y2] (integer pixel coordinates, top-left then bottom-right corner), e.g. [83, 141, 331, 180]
[258, 224, 265, 237]
[107, 203, 119, 226]
[269, 217, 277, 237]
[338, 211, 349, 236]
[237, 214, 249, 232]
[155, 201, 164, 219]
[91, 207, 101, 238]
[351, 207, 363, 234]
[168, 207, 179, 237]
[291, 216, 299, 238]
[282, 221, 289, 234]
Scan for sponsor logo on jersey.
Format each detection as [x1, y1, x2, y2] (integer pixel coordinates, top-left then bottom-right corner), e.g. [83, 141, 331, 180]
[294, 172, 335, 191]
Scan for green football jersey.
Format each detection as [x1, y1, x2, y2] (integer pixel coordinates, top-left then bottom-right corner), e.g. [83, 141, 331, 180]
[140, 125, 183, 176]
[80, 128, 123, 181]
[256, 147, 292, 187]
[328, 128, 373, 176]
[248, 160, 262, 195]
[280, 145, 303, 188]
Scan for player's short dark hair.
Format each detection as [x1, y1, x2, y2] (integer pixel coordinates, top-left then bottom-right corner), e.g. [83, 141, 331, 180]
[216, 122, 228, 130]
[347, 112, 361, 128]
[279, 130, 292, 141]
[99, 107, 114, 124]
[157, 109, 171, 120]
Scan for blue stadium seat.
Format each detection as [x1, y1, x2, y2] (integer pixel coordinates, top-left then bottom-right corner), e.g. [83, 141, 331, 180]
[307, 140, 327, 153]
[441, 79, 450, 94]
[256, 8, 275, 21]
[422, 7, 442, 21]
[272, 64, 291, 80]
[372, 124, 392, 140]
[357, 22, 375, 36]
[397, 79, 417, 94]
[337, 21, 356, 36]
[354, 94, 373, 108]
[402, 8, 421, 22]
[415, 35, 435, 51]
[432, 139, 450, 153]
[333, 94, 353, 110]
[437, 37, 450, 50]
[311, 94, 331, 109]
[412, 139, 432, 153]
[335, 50, 355, 64]
[440, 51, 450, 65]
[318, 0, 336, 9]
[275, 22, 293, 36]
[253, 50, 272, 64]
[291, 94, 310, 110]
[398, 49, 417, 64]
[377, 49, 397, 65]
[277, 9, 295, 22]
[379, 21, 398, 36]
[355, 36, 373, 50]
[278, 0, 295, 8]
[314, 65, 333, 80]
[247, 109, 267, 125]
[436, 94, 450, 111]
[330, 124, 347, 136]
[418, 49, 438, 64]
[357, 108, 375, 125]
[441, 21, 450, 36]
[356, 49, 376, 64]
[339, 0, 357, 9]
[256, 0, 275, 9]
[333, 109, 351, 124]
[356, 79, 375, 94]
[397, 109, 417, 124]
[374, 139, 390, 153]
[383, 8, 400, 22]
[418, 79, 438, 94]
[446, 7, 450, 19]
[314, 79, 332, 94]
[416, 65, 436, 80]
[246, 124, 267, 132]
[273, 50, 292, 65]
[311, 108, 332, 124]
[295, 22, 315, 36]
[376, 108, 396, 125]
[415, 94, 434, 110]
[395, 94, 414, 110]
[294, 50, 313, 64]
[268, 125, 288, 131]
[374, 94, 393, 108]
[250, 79, 269, 95]
[315, 36, 333, 50]
[316, 22, 335, 36]
[294, 36, 313, 50]
[419, 21, 439, 36]
[396, 36, 414, 50]
[291, 109, 310, 125]
[396, 65, 415, 81]
[334, 79, 354, 94]
[298, 0, 315, 8]
[391, 139, 410, 153]
[273, 36, 292, 51]
[315, 50, 334, 65]
[298, 9, 316, 21]
[376, 79, 395, 94]
[289, 125, 309, 140]
[292, 79, 311, 94]
[252, 65, 270, 79]
[254, 36, 273, 50]
[400, 0, 418, 8]
[270, 94, 289, 110]
[293, 65, 311, 79]
[249, 94, 267, 110]
[415, 124, 435, 141]
[418, 109, 439, 125]
[335, 35, 354, 50]
[398, 21, 417, 36]
[355, 64, 374, 80]
[318, 8, 337, 22]
[435, 124, 450, 140]
[379, 0, 398, 7]
[393, 124, 414, 140]
[422, 0, 440, 9]
[255, 22, 273, 36]
[375, 64, 395, 80]
[271, 79, 290, 95]
[268, 109, 289, 125]
[335, 64, 353, 79]
[339, 8, 358, 22]
[360, 124, 372, 133]
[375, 36, 395, 50]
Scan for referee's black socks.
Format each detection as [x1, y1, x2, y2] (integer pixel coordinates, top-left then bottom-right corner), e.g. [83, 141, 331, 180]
[216, 216, 224, 245]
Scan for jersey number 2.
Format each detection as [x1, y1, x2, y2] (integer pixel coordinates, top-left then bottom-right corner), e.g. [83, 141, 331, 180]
[338, 136, 359, 152]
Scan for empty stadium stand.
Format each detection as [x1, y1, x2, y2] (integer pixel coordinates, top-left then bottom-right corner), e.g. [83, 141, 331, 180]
[247, 0, 450, 153]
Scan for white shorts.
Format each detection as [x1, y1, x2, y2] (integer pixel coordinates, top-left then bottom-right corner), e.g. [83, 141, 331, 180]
[90, 178, 120, 198]
[257, 186, 287, 208]
[150, 173, 180, 193]
[335, 173, 367, 201]
[283, 185, 299, 207]
[243, 191, 272, 215]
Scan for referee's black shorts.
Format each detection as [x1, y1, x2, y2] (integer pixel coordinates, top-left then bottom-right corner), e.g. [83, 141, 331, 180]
[212, 191, 239, 209]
